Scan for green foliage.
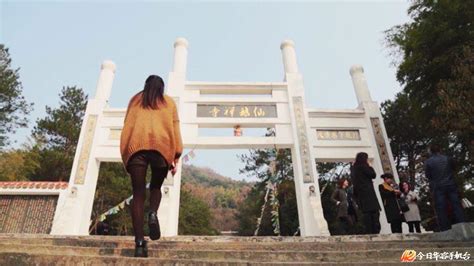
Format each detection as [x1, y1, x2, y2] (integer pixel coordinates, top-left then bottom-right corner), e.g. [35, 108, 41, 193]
[0, 148, 39, 181]
[238, 179, 300, 236]
[383, 0, 474, 229]
[384, 0, 473, 177]
[381, 93, 430, 179]
[30, 86, 87, 181]
[33, 86, 87, 150]
[181, 164, 252, 232]
[236, 182, 274, 236]
[239, 141, 294, 184]
[275, 180, 299, 236]
[237, 129, 299, 236]
[91, 163, 133, 235]
[0, 44, 32, 148]
[178, 190, 219, 235]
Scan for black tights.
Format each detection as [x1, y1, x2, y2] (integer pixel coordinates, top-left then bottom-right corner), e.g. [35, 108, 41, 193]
[362, 211, 381, 234]
[390, 219, 402, 233]
[407, 221, 421, 233]
[127, 152, 168, 242]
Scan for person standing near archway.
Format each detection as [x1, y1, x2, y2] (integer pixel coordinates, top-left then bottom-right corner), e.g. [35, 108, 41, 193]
[400, 181, 422, 233]
[379, 173, 403, 233]
[331, 178, 354, 235]
[120, 75, 183, 257]
[351, 152, 381, 234]
[425, 144, 465, 231]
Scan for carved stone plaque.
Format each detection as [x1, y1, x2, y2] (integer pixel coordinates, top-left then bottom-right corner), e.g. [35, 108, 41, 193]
[293, 97, 313, 183]
[316, 130, 360, 140]
[74, 115, 98, 185]
[109, 129, 121, 140]
[197, 104, 277, 118]
[370, 118, 393, 175]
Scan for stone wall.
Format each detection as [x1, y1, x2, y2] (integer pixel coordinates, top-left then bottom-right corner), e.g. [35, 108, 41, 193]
[0, 195, 58, 234]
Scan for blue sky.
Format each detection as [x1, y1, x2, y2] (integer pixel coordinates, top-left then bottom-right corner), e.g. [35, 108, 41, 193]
[1, 1, 409, 181]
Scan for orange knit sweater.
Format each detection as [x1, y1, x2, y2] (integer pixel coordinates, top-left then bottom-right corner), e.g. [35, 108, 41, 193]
[120, 92, 183, 167]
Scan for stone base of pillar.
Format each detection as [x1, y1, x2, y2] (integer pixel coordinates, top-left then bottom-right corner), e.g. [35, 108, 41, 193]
[428, 222, 474, 241]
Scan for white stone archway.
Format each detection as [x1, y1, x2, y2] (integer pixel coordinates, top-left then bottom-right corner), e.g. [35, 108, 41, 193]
[50, 38, 398, 236]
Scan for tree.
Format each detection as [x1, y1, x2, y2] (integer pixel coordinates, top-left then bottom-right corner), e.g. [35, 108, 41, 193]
[380, 93, 431, 181]
[236, 182, 273, 236]
[30, 86, 87, 181]
[383, 0, 474, 229]
[0, 44, 32, 148]
[0, 148, 39, 181]
[238, 130, 294, 185]
[237, 129, 299, 236]
[384, 0, 473, 179]
[90, 162, 133, 235]
[179, 190, 218, 235]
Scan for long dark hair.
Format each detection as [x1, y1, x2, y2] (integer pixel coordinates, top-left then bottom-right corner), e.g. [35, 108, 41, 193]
[338, 178, 349, 189]
[141, 75, 165, 109]
[400, 181, 411, 195]
[354, 152, 369, 166]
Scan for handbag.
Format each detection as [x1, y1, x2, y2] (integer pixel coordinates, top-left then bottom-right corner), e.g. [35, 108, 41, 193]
[397, 198, 410, 213]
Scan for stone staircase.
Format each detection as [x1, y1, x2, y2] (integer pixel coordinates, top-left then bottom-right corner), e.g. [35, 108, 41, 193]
[0, 227, 473, 265]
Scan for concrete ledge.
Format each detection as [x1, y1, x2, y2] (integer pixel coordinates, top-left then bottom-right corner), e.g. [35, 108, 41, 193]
[0, 233, 438, 243]
[428, 222, 474, 241]
[1, 225, 472, 243]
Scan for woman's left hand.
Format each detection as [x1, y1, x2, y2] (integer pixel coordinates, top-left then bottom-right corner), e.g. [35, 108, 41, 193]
[170, 158, 179, 176]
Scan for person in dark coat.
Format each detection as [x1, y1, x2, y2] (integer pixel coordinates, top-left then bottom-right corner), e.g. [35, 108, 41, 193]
[425, 144, 465, 231]
[331, 178, 353, 234]
[379, 173, 403, 233]
[346, 184, 359, 225]
[351, 152, 381, 234]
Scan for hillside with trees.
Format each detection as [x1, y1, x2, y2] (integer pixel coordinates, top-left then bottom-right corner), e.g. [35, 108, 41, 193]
[181, 165, 253, 233]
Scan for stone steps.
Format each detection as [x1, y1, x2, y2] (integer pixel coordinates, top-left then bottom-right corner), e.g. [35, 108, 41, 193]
[0, 230, 473, 265]
[0, 252, 470, 266]
[0, 238, 472, 252]
[0, 242, 472, 262]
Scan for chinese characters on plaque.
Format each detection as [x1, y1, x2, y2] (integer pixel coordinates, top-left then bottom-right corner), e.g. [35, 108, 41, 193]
[293, 97, 313, 183]
[74, 115, 98, 185]
[371, 118, 393, 175]
[316, 130, 361, 141]
[197, 104, 277, 118]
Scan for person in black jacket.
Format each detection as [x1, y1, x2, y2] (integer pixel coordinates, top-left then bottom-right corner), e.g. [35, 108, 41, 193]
[351, 152, 381, 234]
[379, 173, 403, 233]
[425, 144, 465, 231]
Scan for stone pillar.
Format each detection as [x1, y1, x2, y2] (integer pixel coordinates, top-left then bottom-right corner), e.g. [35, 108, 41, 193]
[162, 38, 188, 236]
[349, 65, 398, 234]
[173, 38, 189, 74]
[280, 40, 299, 74]
[350, 65, 373, 104]
[94, 60, 116, 102]
[281, 40, 329, 236]
[51, 60, 116, 235]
